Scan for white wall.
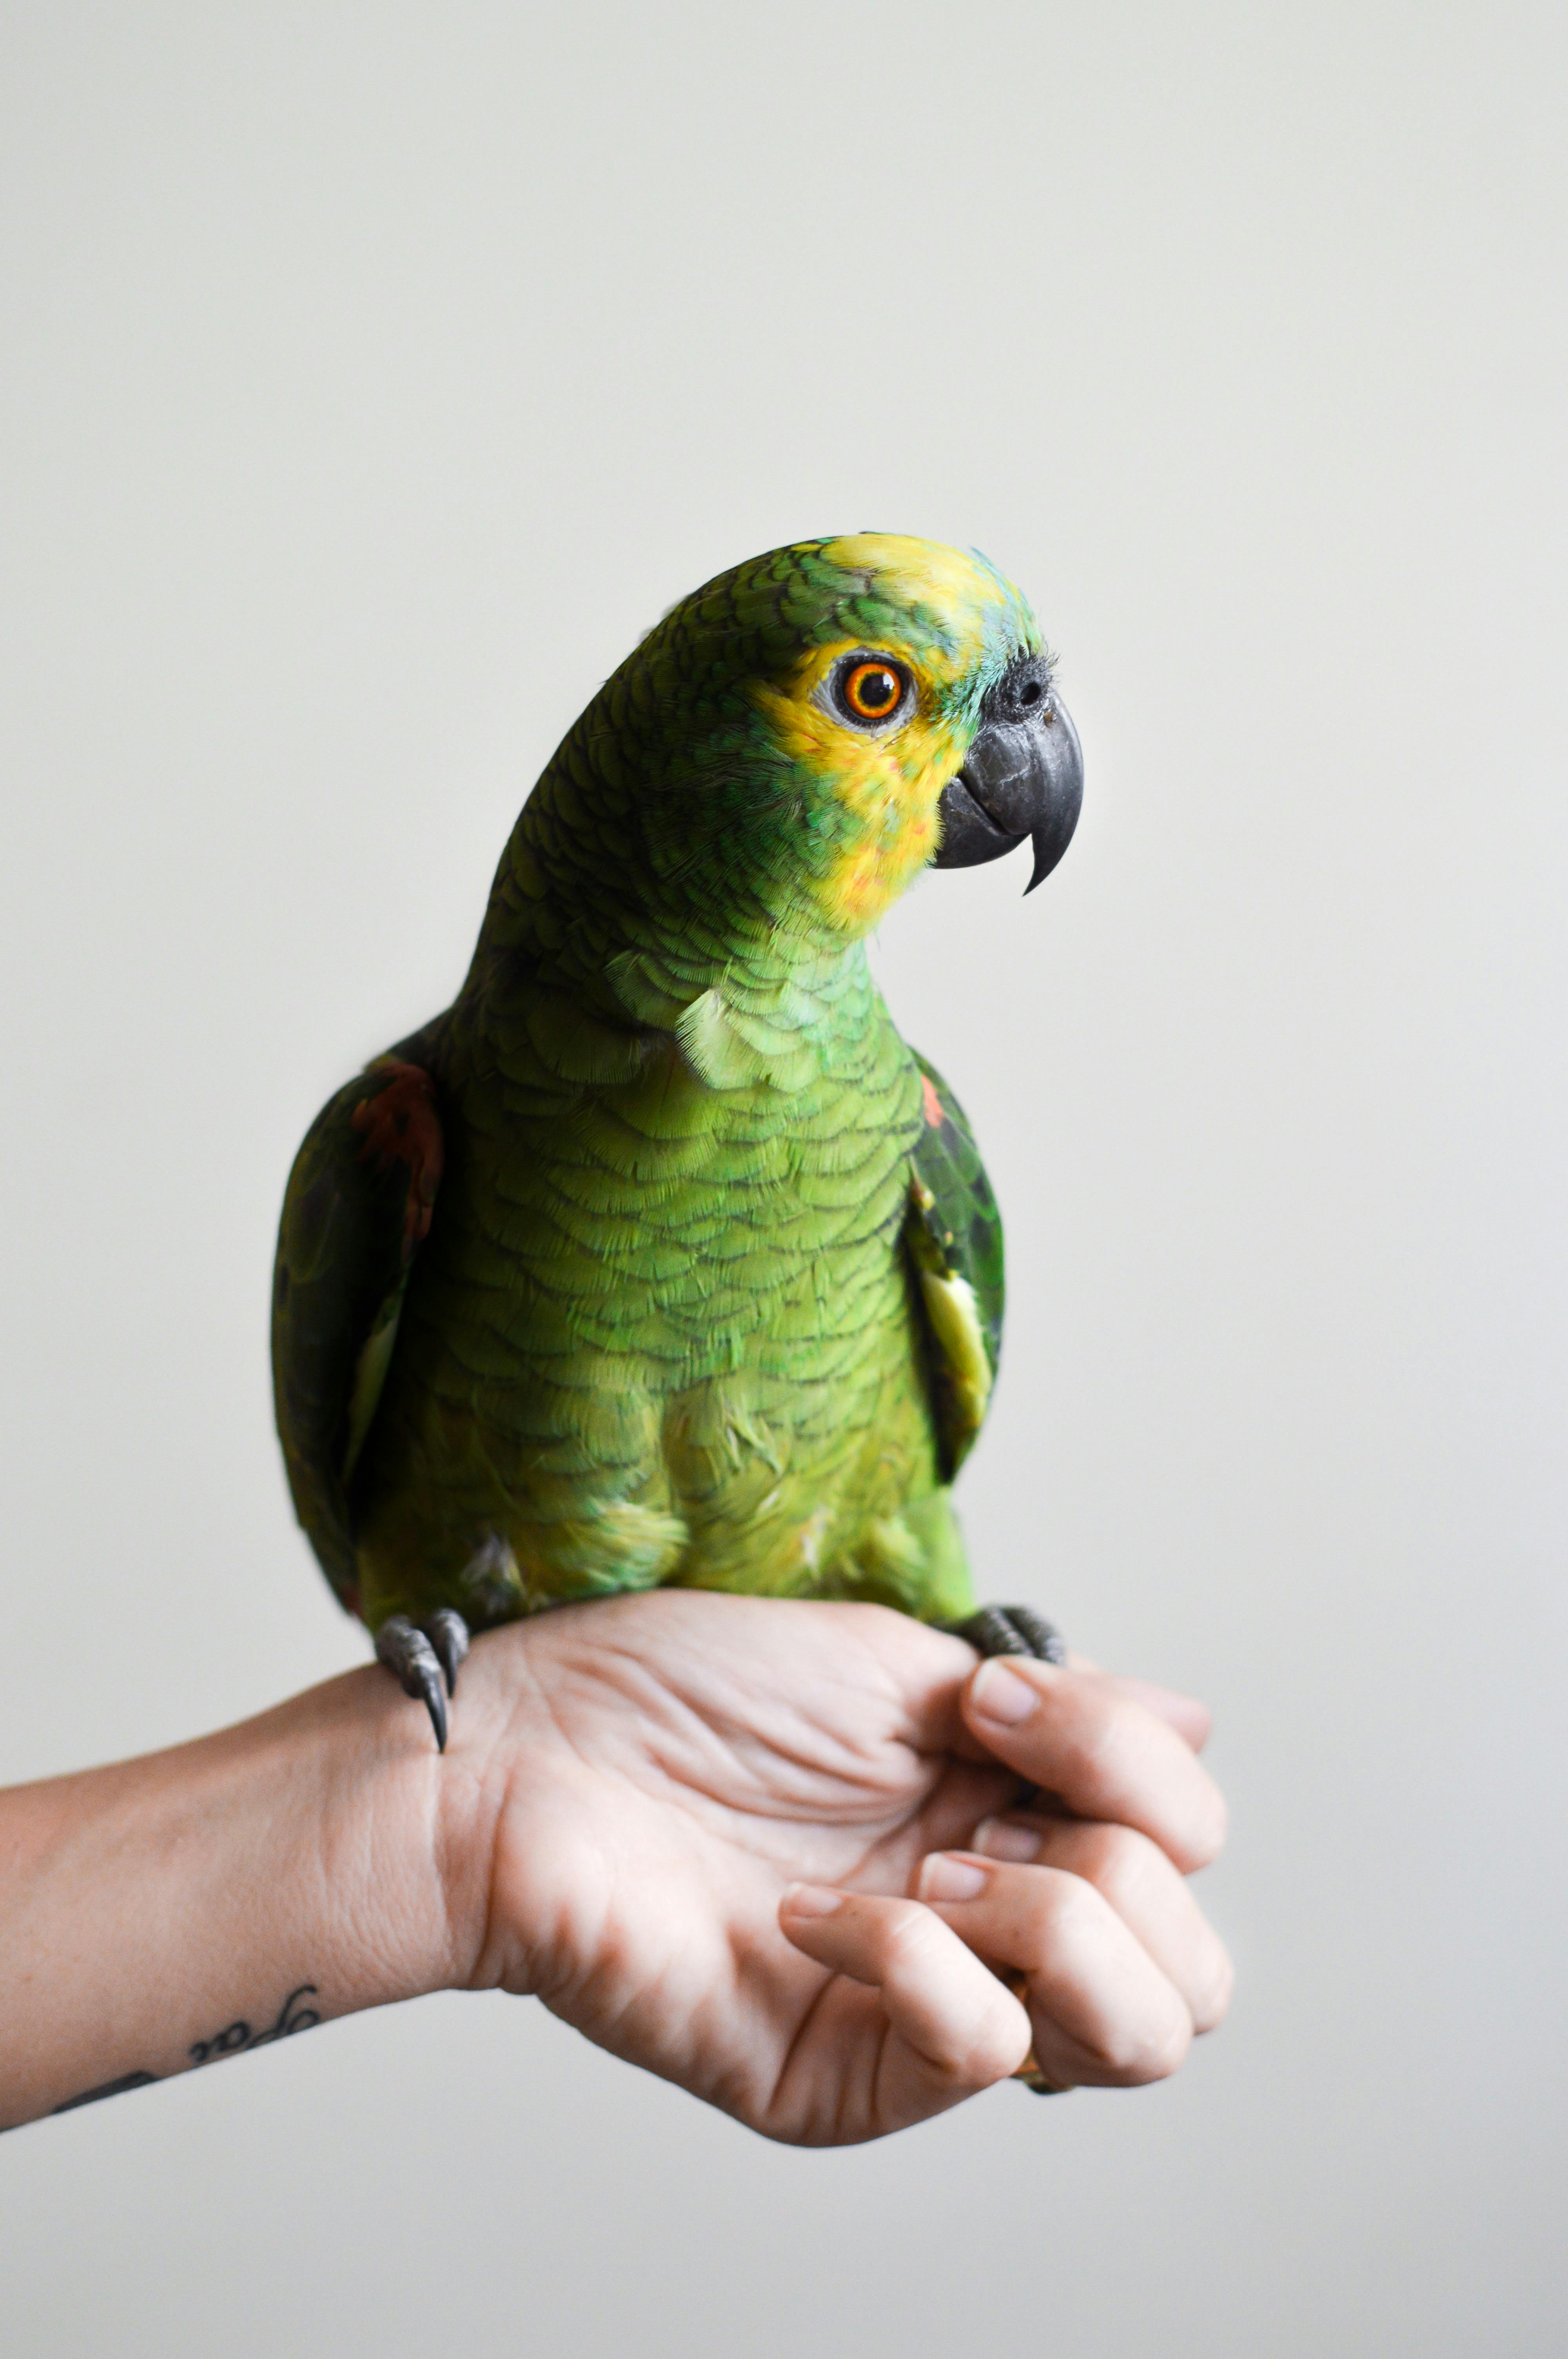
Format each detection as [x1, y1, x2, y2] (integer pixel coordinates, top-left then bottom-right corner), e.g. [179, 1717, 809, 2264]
[2, 4, 1564, 2351]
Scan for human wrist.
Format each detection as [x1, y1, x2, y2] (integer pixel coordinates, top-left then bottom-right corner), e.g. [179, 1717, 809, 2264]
[0, 1662, 471, 2128]
[292, 1659, 488, 2012]
[0, 1617, 555, 2131]
[419, 1623, 540, 1997]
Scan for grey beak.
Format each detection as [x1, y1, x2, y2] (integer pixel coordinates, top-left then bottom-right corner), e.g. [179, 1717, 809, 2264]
[933, 653, 1084, 893]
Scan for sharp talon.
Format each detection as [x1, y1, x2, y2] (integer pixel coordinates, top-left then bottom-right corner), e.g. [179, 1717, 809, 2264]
[420, 1608, 470, 1699]
[417, 1660, 449, 1752]
[375, 1616, 450, 1750]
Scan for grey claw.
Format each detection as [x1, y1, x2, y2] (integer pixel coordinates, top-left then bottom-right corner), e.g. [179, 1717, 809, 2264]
[946, 1605, 1067, 1665]
[417, 1662, 448, 1752]
[420, 1608, 470, 1699]
[998, 1605, 1067, 1665]
[374, 1615, 450, 1752]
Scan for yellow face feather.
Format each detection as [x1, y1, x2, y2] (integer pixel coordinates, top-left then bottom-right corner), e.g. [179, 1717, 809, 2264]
[752, 644, 969, 929]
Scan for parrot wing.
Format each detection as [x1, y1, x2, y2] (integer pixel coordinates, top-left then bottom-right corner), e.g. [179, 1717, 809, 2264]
[904, 1050, 1005, 1482]
[270, 1029, 446, 1615]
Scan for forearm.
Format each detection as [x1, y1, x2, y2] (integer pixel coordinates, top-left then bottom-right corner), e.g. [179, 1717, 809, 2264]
[0, 1665, 482, 2130]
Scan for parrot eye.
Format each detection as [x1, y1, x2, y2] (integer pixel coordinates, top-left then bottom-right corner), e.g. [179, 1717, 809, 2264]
[833, 656, 913, 729]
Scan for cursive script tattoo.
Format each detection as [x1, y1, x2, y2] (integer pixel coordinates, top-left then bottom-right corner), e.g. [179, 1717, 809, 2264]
[50, 2070, 160, 2112]
[189, 1983, 321, 2065]
[48, 1982, 323, 2115]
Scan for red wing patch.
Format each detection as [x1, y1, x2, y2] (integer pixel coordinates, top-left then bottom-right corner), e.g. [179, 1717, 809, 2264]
[351, 1061, 445, 1257]
[921, 1073, 946, 1129]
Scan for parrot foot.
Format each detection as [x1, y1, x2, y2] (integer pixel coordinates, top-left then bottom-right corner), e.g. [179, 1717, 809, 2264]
[374, 1610, 471, 1752]
[947, 1604, 1066, 1665]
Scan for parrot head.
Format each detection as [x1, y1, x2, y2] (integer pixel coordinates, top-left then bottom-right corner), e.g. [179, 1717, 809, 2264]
[636, 533, 1080, 937]
[516, 533, 1083, 956]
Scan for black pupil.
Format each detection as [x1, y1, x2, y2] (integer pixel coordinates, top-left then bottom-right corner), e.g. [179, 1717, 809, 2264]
[857, 667, 898, 714]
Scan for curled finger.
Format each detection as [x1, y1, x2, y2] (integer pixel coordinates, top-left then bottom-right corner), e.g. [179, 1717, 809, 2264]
[778, 1884, 1031, 2118]
[916, 1851, 1194, 2089]
[972, 1814, 1234, 2033]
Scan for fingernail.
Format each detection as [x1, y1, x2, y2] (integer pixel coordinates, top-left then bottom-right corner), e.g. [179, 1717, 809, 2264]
[918, 1852, 989, 1903]
[780, 1883, 845, 1919]
[971, 1816, 1044, 1864]
[970, 1659, 1038, 1725]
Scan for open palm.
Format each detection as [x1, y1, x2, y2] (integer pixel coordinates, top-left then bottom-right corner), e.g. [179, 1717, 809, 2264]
[445, 1592, 1230, 2145]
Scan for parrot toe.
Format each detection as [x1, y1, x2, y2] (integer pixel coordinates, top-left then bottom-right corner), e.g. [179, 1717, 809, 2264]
[374, 1611, 472, 1751]
[421, 1607, 470, 1697]
[947, 1604, 1066, 1665]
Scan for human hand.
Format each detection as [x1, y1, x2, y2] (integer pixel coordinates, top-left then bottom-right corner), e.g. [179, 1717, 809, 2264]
[441, 1591, 1230, 2144]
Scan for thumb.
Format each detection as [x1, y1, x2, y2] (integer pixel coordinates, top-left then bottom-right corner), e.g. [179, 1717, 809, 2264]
[958, 1656, 1227, 1874]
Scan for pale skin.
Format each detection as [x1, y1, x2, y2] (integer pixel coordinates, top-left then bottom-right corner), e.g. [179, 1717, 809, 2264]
[0, 1592, 1230, 2137]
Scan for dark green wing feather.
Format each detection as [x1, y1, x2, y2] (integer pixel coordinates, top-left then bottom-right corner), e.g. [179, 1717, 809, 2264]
[903, 1050, 1005, 1482]
[270, 1026, 445, 1616]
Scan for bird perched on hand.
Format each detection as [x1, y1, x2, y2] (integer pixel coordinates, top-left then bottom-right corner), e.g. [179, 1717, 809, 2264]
[272, 534, 1084, 1746]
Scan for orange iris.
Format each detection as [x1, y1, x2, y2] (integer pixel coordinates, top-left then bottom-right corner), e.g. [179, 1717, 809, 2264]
[843, 661, 904, 721]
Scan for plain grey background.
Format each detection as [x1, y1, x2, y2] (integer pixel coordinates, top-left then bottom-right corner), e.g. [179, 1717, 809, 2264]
[2, 2, 1564, 2352]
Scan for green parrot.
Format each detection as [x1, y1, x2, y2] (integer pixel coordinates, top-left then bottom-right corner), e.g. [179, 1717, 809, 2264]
[272, 534, 1084, 1745]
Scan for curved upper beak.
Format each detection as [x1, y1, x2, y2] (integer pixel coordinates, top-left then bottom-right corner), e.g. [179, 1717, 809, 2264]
[933, 652, 1084, 893]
